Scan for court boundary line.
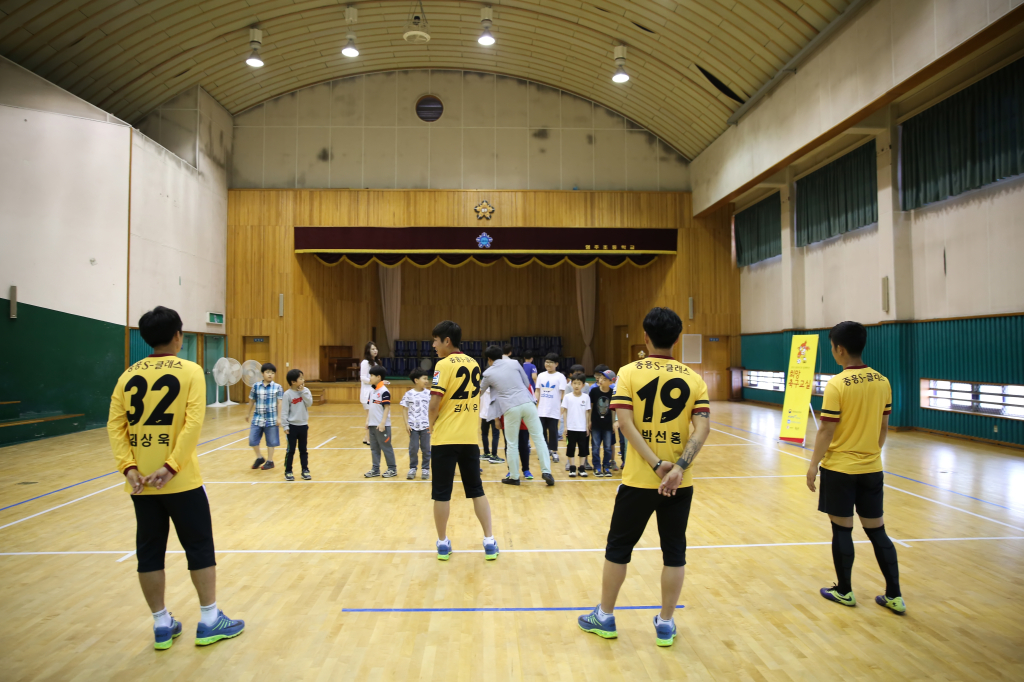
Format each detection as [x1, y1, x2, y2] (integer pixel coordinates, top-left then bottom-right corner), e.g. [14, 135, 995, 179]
[200, 474, 805, 485]
[1, 536, 1020, 559]
[341, 605, 684, 613]
[0, 428, 249, 513]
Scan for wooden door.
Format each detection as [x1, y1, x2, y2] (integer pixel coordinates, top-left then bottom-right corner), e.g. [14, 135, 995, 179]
[630, 344, 648, 363]
[701, 336, 730, 401]
[240, 336, 271, 403]
[613, 325, 628, 371]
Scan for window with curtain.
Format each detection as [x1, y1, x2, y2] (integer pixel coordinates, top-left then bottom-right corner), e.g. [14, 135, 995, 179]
[901, 58, 1024, 210]
[734, 192, 781, 266]
[795, 140, 878, 247]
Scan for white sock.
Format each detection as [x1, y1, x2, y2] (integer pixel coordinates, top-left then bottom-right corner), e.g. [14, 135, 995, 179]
[437, 537, 449, 545]
[200, 602, 219, 627]
[655, 614, 674, 626]
[484, 536, 495, 544]
[152, 608, 172, 629]
[597, 606, 612, 619]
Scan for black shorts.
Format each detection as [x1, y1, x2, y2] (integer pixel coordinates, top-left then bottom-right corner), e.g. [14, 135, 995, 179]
[817, 468, 884, 518]
[431, 444, 485, 502]
[605, 484, 693, 567]
[131, 486, 216, 573]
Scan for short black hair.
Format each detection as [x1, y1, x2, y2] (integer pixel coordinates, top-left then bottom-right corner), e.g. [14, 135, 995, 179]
[286, 369, 303, 385]
[502, 343, 513, 356]
[369, 364, 387, 380]
[643, 307, 683, 349]
[484, 345, 504, 361]
[570, 364, 585, 374]
[594, 363, 609, 375]
[409, 367, 428, 381]
[524, 349, 535, 360]
[261, 363, 276, 373]
[830, 321, 867, 357]
[138, 306, 182, 348]
[570, 372, 587, 384]
[544, 353, 559, 364]
[432, 320, 462, 348]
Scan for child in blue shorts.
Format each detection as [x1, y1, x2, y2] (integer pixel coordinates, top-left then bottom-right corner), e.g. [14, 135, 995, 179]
[246, 363, 283, 470]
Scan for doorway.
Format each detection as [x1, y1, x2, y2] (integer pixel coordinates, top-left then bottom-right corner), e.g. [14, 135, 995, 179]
[241, 336, 271, 403]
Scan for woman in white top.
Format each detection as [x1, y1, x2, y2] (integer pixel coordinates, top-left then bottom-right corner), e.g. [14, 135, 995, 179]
[360, 341, 379, 444]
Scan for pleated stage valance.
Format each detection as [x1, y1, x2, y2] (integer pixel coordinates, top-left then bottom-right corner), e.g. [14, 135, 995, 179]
[294, 226, 675, 268]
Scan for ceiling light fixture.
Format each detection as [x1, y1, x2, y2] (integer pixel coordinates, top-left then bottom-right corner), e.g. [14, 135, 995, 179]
[246, 27, 264, 67]
[612, 45, 629, 83]
[342, 7, 359, 57]
[478, 7, 495, 46]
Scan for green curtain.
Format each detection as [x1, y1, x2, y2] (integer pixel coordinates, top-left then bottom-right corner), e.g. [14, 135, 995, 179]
[795, 140, 877, 247]
[902, 58, 1024, 210]
[735, 192, 781, 266]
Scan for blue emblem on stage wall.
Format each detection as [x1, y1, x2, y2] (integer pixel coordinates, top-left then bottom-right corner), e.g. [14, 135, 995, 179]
[476, 232, 493, 248]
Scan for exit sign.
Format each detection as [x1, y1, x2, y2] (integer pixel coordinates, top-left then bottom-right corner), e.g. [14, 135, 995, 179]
[208, 312, 224, 324]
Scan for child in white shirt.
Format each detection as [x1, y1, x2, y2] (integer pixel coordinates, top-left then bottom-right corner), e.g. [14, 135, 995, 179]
[536, 353, 567, 461]
[400, 368, 432, 480]
[560, 373, 592, 477]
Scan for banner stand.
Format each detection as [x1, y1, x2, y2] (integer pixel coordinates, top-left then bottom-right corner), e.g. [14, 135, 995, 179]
[778, 335, 819, 446]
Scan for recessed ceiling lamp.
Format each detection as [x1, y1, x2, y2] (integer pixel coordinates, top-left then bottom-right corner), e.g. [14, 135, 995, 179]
[342, 7, 359, 57]
[612, 45, 629, 83]
[246, 27, 264, 67]
[478, 7, 495, 46]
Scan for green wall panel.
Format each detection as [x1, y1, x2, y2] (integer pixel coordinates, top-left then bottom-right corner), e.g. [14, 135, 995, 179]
[1, 298, 124, 446]
[741, 315, 1024, 444]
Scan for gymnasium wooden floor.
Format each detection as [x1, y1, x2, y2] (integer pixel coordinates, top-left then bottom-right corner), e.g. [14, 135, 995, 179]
[1, 402, 1022, 681]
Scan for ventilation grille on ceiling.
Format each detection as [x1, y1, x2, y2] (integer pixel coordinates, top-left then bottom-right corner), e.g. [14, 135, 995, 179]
[697, 65, 745, 103]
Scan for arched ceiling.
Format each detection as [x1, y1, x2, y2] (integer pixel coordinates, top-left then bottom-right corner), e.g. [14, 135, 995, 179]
[0, 0, 852, 160]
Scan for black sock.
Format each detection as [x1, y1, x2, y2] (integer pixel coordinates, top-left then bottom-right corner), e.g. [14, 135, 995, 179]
[864, 525, 901, 598]
[831, 522, 855, 594]
[570, 465, 577, 472]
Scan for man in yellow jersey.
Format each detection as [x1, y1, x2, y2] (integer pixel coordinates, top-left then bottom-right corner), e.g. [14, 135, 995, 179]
[578, 307, 710, 647]
[428, 320, 497, 561]
[807, 321, 905, 614]
[108, 307, 245, 650]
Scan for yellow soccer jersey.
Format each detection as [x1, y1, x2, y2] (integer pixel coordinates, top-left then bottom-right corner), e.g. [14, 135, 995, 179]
[431, 351, 481, 446]
[820, 365, 892, 474]
[611, 355, 710, 489]
[108, 354, 207, 495]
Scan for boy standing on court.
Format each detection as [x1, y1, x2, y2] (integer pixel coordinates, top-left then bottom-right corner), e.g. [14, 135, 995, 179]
[807, 321, 905, 614]
[535, 353, 566, 462]
[561, 373, 592, 477]
[401, 368, 432, 480]
[247, 363, 283, 470]
[590, 368, 616, 476]
[429, 320, 498, 561]
[108, 306, 244, 650]
[578, 307, 710, 648]
[282, 369, 313, 482]
[364, 365, 398, 478]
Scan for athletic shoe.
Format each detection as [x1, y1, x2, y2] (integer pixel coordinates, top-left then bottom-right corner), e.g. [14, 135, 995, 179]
[437, 538, 452, 561]
[542, 473, 555, 486]
[251, 457, 265, 469]
[610, 463, 620, 472]
[569, 470, 576, 477]
[578, 606, 617, 639]
[820, 585, 856, 607]
[565, 462, 571, 471]
[284, 471, 295, 481]
[364, 469, 380, 478]
[261, 460, 275, 470]
[523, 470, 534, 480]
[484, 538, 499, 561]
[579, 470, 588, 477]
[195, 610, 245, 646]
[382, 468, 398, 478]
[421, 469, 429, 480]
[501, 477, 520, 486]
[486, 454, 505, 464]
[584, 463, 594, 470]
[407, 468, 417, 480]
[552, 453, 559, 462]
[875, 594, 907, 614]
[301, 469, 311, 480]
[653, 616, 677, 647]
[153, 615, 182, 650]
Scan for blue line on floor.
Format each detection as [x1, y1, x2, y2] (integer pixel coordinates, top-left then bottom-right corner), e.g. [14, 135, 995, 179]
[343, 605, 684, 613]
[0, 428, 249, 513]
[712, 421, 1017, 511]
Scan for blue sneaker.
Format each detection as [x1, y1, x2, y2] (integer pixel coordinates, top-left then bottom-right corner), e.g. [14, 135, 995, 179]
[653, 616, 677, 647]
[195, 610, 245, 646]
[484, 538, 499, 561]
[523, 470, 534, 480]
[437, 538, 452, 561]
[153, 615, 182, 650]
[577, 606, 617, 639]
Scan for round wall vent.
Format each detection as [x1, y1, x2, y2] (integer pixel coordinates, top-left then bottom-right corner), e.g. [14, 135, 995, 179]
[415, 95, 443, 122]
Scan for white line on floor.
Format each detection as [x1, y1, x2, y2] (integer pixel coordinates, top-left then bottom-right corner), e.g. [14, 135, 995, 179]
[711, 426, 1024, 533]
[314, 436, 336, 449]
[0, 536, 1020, 559]
[198, 437, 248, 458]
[117, 551, 136, 562]
[201, 474, 804, 485]
[0, 484, 123, 531]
